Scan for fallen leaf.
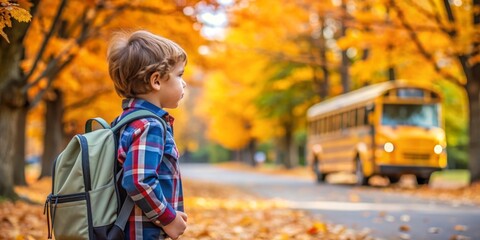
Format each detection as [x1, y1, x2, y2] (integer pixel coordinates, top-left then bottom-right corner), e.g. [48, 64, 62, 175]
[450, 234, 472, 240]
[399, 225, 410, 232]
[306, 221, 327, 235]
[400, 214, 410, 222]
[349, 194, 361, 202]
[454, 225, 468, 232]
[399, 233, 411, 239]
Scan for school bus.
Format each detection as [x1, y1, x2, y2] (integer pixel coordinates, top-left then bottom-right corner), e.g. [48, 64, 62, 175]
[306, 80, 447, 185]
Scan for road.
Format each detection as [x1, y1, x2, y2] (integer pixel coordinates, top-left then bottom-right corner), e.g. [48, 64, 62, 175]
[182, 163, 480, 240]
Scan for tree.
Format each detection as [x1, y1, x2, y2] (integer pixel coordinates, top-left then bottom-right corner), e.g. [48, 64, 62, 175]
[198, 0, 357, 167]
[0, 0, 32, 42]
[198, 47, 277, 165]
[386, 0, 480, 182]
[257, 64, 318, 168]
[1, 0, 212, 198]
[33, 0, 212, 180]
[0, 0, 37, 198]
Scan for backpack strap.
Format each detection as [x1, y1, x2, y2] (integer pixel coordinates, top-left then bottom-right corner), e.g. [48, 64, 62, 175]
[85, 117, 111, 133]
[109, 109, 168, 237]
[111, 109, 167, 133]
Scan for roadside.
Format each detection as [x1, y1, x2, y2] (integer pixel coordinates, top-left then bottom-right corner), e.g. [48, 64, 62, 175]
[1, 177, 374, 240]
[216, 162, 480, 206]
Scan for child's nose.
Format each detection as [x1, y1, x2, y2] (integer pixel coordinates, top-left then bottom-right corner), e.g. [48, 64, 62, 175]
[182, 80, 187, 88]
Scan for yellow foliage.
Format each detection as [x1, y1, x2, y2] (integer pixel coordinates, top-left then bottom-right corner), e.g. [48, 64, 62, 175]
[21, 0, 476, 157]
[0, 0, 32, 42]
[8, 6, 31, 22]
[23, 0, 208, 155]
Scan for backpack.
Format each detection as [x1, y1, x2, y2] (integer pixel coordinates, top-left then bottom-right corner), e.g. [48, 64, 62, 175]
[44, 110, 167, 240]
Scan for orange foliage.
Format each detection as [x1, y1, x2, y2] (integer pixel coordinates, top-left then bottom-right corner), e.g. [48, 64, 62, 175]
[23, 0, 210, 155]
[0, 0, 32, 42]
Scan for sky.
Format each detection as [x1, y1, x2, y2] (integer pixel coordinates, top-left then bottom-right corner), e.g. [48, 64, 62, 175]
[196, 0, 233, 40]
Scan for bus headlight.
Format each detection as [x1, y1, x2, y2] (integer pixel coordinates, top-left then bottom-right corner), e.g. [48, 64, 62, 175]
[434, 144, 443, 154]
[384, 142, 394, 153]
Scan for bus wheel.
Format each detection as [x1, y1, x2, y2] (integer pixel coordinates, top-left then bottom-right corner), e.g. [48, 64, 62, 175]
[355, 158, 368, 186]
[416, 176, 430, 185]
[388, 176, 400, 184]
[313, 160, 326, 183]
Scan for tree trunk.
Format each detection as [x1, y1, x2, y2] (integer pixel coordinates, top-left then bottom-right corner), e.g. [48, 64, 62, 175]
[247, 139, 256, 167]
[340, 0, 350, 93]
[13, 106, 28, 186]
[319, 18, 329, 98]
[388, 66, 396, 81]
[466, 82, 480, 182]
[287, 133, 299, 169]
[466, 0, 480, 182]
[39, 89, 64, 178]
[0, 20, 31, 199]
[274, 137, 287, 166]
[0, 104, 20, 198]
[283, 122, 298, 169]
[466, 54, 480, 182]
[311, 16, 329, 99]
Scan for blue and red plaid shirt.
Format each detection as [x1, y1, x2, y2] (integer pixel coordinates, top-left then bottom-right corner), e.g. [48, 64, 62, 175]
[112, 98, 184, 240]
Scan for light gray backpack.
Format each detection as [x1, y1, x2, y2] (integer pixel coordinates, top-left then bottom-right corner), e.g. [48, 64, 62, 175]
[44, 110, 166, 240]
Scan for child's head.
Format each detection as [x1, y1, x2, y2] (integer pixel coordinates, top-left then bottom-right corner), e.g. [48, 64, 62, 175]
[107, 30, 187, 100]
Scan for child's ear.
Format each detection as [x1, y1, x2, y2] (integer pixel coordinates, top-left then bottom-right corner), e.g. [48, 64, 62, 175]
[150, 72, 162, 90]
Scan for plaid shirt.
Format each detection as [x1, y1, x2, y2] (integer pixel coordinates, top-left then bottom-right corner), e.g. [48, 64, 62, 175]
[112, 98, 184, 240]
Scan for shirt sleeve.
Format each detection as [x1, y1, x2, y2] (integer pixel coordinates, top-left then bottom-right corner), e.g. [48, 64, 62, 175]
[121, 119, 177, 225]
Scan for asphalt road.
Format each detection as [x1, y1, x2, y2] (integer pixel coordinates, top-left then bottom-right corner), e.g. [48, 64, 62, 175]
[181, 163, 480, 240]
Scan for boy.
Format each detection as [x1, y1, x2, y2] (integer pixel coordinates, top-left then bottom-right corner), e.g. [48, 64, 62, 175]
[107, 30, 188, 240]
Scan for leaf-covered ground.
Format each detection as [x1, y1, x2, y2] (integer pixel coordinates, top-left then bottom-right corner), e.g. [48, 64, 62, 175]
[1, 177, 373, 240]
[1, 163, 479, 240]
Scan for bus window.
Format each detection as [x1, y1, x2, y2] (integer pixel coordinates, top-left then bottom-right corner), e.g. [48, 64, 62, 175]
[337, 114, 342, 131]
[382, 104, 439, 127]
[318, 119, 322, 135]
[342, 112, 348, 130]
[321, 118, 326, 134]
[358, 107, 367, 125]
[397, 88, 424, 98]
[350, 109, 356, 128]
[326, 116, 331, 133]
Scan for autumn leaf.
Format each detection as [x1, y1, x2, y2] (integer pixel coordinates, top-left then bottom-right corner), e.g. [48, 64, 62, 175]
[0, 1, 32, 42]
[9, 6, 31, 22]
[307, 221, 327, 235]
[399, 225, 410, 232]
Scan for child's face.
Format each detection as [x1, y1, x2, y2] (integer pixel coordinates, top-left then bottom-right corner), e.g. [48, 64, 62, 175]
[159, 61, 187, 108]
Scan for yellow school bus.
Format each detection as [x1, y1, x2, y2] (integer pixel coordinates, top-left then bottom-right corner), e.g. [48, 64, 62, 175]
[306, 80, 447, 185]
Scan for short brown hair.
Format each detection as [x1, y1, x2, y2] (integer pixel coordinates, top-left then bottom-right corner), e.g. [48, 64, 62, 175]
[107, 30, 187, 98]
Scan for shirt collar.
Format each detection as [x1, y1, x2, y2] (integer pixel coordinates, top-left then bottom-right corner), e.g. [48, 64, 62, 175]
[122, 98, 169, 118]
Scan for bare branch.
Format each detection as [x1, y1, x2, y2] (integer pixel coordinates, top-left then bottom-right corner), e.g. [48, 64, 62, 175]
[23, 0, 68, 86]
[64, 87, 113, 111]
[28, 53, 75, 108]
[23, 3, 98, 93]
[442, 0, 456, 23]
[90, 3, 183, 37]
[403, 0, 455, 37]
[24, 1, 187, 101]
[389, 0, 463, 86]
[29, 75, 53, 109]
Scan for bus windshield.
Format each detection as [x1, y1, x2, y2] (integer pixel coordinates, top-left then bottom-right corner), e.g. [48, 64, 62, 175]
[381, 104, 439, 127]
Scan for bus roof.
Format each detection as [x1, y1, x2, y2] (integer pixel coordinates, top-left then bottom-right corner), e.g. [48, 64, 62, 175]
[307, 80, 434, 118]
